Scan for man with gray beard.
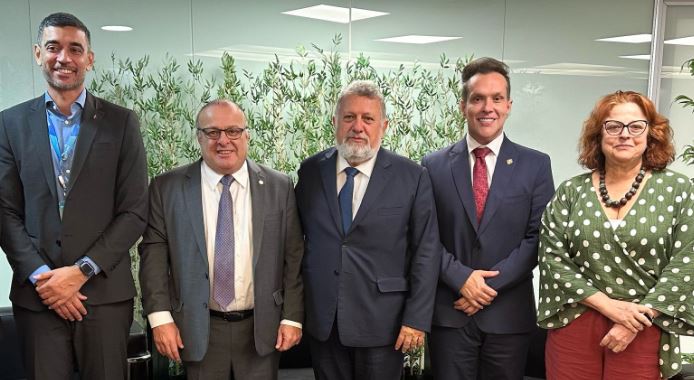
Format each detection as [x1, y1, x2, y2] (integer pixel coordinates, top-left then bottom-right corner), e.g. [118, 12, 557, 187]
[295, 80, 441, 380]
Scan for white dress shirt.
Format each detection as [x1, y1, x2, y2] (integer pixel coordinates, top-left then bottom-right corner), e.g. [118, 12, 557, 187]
[336, 152, 378, 219]
[466, 132, 504, 188]
[148, 161, 300, 329]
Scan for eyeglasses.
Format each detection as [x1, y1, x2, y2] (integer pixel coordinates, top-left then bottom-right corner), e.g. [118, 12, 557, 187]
[197, 127, 248, 140]
[603, 120, 648, 136]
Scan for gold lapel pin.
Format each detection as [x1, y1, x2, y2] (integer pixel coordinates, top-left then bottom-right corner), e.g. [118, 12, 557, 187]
[506, 159, 513, 165]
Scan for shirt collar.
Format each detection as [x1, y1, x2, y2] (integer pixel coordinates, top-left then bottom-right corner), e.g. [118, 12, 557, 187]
[201, 160, 249, 191]
[336, 149, 378, 178]
[466, 132, 504, 157]
[44, 89, 87, 116]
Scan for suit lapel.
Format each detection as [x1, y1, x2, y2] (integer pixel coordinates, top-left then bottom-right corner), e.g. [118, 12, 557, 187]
[183, 160, 208, 266]
[28, 97, 58, 201]
[318, 149, 343, 234]
[478, 137, 518, 235]
[450, 141, 479, 232]
[68, 92, 100, 188]
[248, 159, 266, 269]
[350, 149, 392, 231]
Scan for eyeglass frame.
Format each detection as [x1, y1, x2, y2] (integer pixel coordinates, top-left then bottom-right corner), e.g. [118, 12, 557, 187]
[602, 120, 649, 136]
[196, 127, 248, 140]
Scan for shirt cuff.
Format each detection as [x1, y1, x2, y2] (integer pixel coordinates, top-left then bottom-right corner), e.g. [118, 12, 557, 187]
[79, 256, 102, 275]
[148, 311, 174, 328]
[280, 319, 302, 329]
[29, 265, 51, 284]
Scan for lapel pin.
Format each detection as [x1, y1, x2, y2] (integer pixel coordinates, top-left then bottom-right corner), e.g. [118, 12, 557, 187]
[506, 159, 513, 165]
[258, 180, 264, 185]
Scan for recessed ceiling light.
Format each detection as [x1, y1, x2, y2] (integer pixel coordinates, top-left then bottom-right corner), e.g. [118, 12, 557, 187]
[101, 25, 133, 32]
[596, 34, 651, 43]
[376, 35, 462, 44]
[619, 54, 650, 60]
[282, 4, 388, 24]
[665, 36, 694, 46]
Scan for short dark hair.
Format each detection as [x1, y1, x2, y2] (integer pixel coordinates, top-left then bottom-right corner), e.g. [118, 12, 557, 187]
[37, 12, 91, 47]
[462, 57, 511, 101]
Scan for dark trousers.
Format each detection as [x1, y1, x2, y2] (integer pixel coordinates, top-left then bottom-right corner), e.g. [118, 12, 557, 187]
[429, 320, 531, 380]
[13, 299, 133, 380]
[185, 315, 279, 380]
[308, 324, 404, 380]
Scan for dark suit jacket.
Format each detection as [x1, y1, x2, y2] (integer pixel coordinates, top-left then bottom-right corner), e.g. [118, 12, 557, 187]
[0, 92, 148, 310]
[422, 136, 554, 334]
[295, 147, 441, 347]
[138, 159, 304, 362]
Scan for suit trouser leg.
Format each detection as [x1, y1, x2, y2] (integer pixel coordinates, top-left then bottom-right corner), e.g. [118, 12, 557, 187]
[185, 315, 279, 380]
[74, 299, 133, 380]
[429, 321, 530, 380]
[13, 299, 133, 380]
[308, 325, 403, 380]
[13, 304, 75, 380]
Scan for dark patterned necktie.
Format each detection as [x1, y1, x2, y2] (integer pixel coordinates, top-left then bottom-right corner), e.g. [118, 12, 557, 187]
[213, 175, 235, 309]
[473, 147, 491, 224]
[339, 167, 359, 234]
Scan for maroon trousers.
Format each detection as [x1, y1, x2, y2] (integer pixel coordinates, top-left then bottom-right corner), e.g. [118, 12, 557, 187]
[545, 308, 661, 380]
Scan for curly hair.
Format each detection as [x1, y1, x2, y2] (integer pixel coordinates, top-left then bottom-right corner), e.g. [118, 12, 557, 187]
[578, 90, 674, 170]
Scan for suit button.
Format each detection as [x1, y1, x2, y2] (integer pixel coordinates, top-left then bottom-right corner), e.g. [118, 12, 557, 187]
[333, 270, 339, 275]
[205, 273, 209, 279]
[203, 303, 208, 308]
[55, 240, 61, 247]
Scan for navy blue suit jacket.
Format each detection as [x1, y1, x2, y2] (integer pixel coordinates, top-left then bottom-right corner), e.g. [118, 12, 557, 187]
[296, 147, 441, 346]
[422, 136, 554, 334]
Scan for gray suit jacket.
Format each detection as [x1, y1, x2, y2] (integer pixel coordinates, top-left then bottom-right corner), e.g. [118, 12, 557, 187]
[0, 93, 148, 310]
[138, 159, 304, 361]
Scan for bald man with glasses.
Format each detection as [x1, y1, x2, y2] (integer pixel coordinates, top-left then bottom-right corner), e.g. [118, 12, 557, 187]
[139, 99, 304, 380]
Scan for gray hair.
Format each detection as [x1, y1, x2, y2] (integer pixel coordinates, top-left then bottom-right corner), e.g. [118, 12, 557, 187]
[195, 99, 246, 129]
[334, 80, 387, 119]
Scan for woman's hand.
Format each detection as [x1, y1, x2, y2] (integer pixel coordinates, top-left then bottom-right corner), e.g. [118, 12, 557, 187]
[601, 299, 654, 333]
[600, 323, 638, 353]
[581, 293, 654, 333]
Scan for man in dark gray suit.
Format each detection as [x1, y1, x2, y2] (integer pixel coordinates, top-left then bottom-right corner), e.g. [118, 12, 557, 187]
[295, 80, 441, 380]
[0, 12, 148, 379]
[139, 100, 304, 380]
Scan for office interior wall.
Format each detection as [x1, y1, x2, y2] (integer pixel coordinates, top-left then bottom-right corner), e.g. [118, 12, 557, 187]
[1, 1, 691, 331]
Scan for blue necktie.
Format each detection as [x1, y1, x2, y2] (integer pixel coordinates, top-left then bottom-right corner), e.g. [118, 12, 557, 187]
[213, 175, 235, 309]
[339, 167, 359, 234]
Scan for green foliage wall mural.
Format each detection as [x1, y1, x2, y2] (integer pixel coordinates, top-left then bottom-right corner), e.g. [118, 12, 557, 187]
[89, 35, 468, 179]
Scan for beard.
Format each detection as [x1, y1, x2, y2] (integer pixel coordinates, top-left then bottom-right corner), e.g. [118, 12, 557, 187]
[42, 66, 85, 91]
[336, 136, 378, 164]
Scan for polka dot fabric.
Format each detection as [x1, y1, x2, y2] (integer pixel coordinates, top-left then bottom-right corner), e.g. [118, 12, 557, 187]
[537, 170, 694, 379]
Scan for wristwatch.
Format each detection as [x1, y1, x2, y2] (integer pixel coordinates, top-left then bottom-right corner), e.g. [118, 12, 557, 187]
[76, 259, 95, 278]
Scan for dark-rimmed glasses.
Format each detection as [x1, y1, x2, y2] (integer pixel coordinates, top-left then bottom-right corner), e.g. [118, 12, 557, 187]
[197, 127, 248, 140]
[603, 120, 648, 136]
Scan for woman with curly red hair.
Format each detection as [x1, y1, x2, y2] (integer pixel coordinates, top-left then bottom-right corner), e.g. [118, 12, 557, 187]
[538, 91, 694, 379]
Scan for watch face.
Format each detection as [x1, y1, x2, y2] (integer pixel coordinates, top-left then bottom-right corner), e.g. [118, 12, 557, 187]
[79, 261, 94, 276]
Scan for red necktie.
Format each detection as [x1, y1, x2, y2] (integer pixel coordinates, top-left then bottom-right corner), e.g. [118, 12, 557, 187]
[473, 147, 491, 224]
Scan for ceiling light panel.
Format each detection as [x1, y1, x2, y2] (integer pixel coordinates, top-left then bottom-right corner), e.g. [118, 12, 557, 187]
[376, 35, 462, 44]
[665, 36, 694, 46]
[596, 34, 651, 43]
[282, 4, 388, 24]
[101, 25, 133, 32]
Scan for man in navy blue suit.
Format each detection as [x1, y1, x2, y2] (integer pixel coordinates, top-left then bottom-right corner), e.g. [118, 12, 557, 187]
[295, 80, 441, 380]
[422, 57, 555, 379]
